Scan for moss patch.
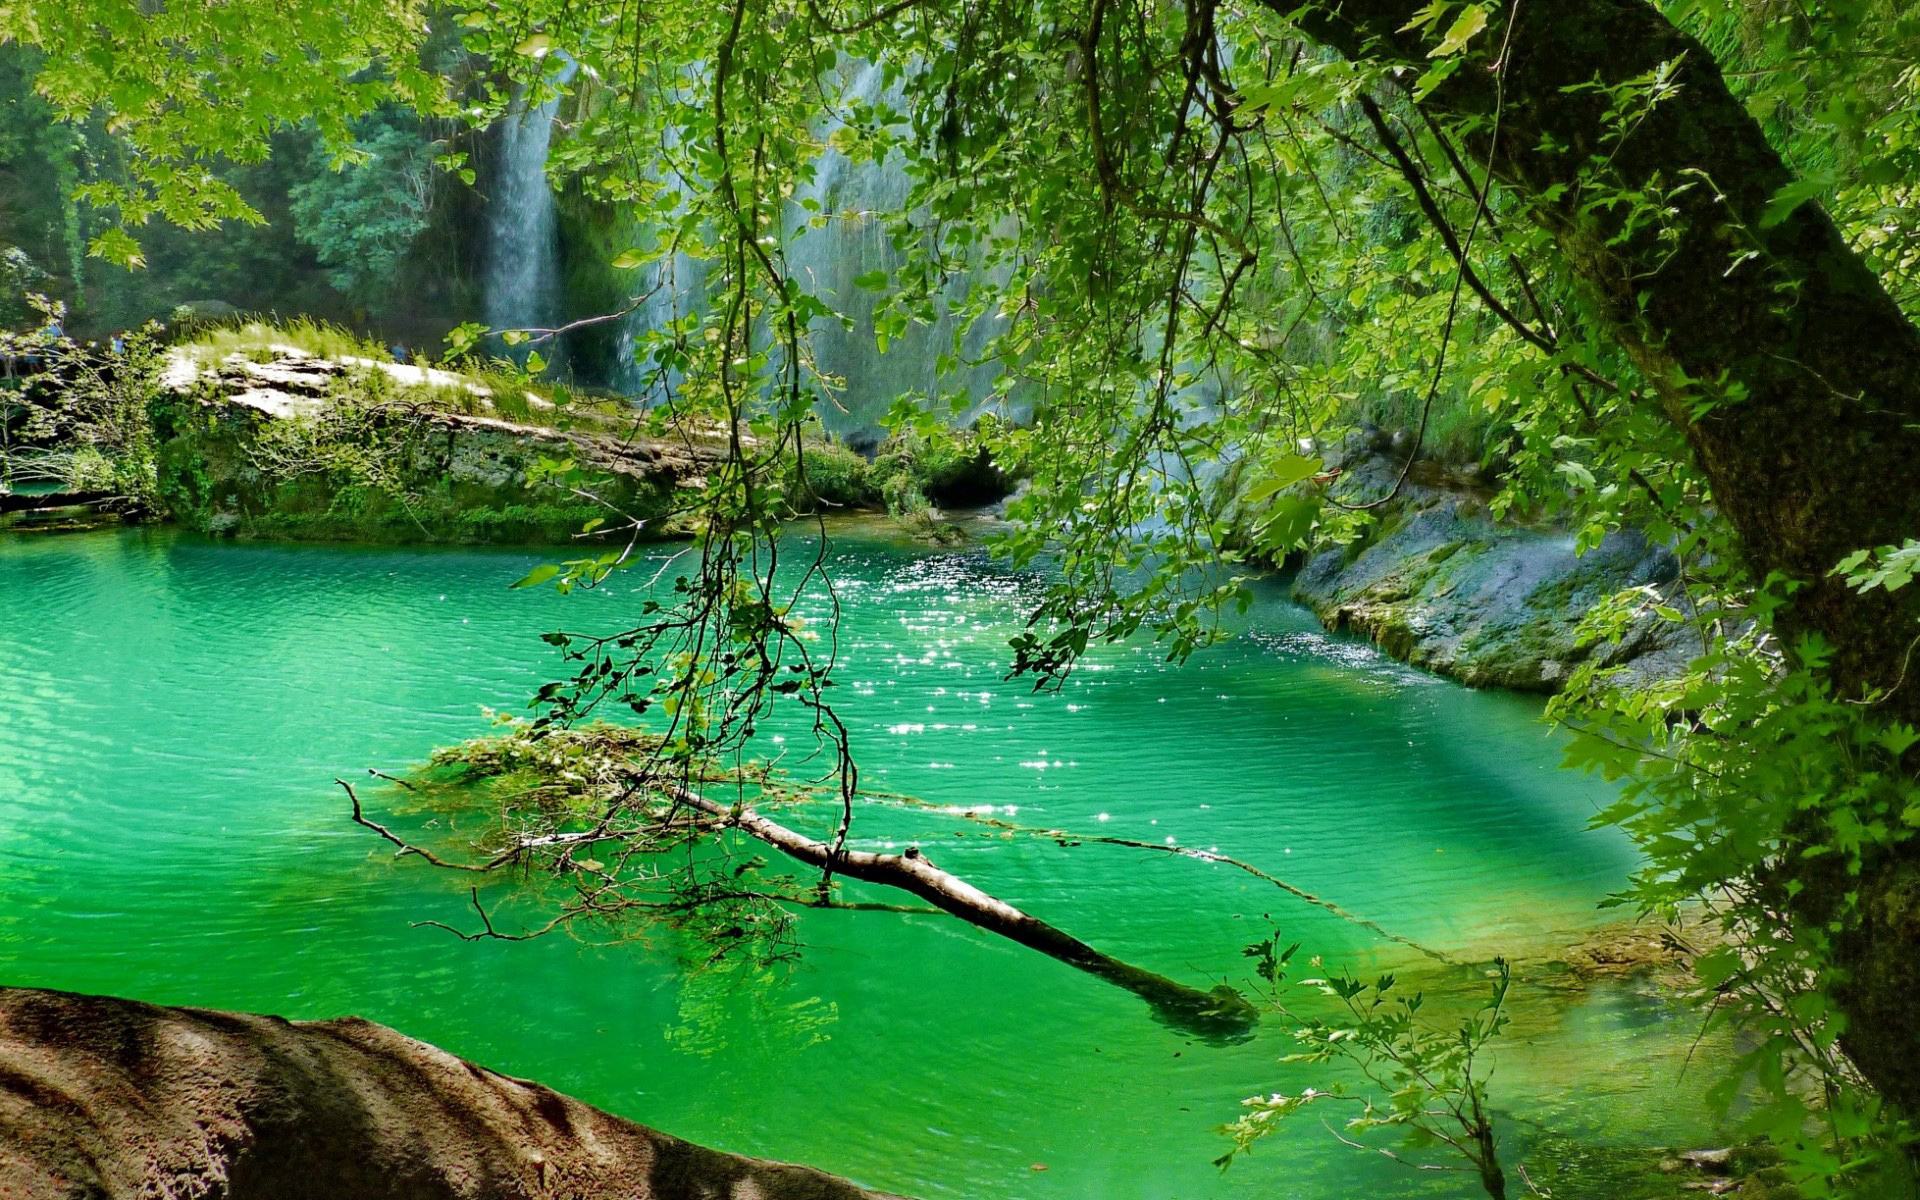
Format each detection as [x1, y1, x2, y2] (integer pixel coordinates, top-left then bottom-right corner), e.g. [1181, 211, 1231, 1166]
[148, 360, 691, 545]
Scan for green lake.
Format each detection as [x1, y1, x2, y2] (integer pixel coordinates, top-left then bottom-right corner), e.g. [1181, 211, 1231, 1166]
[0, 525, 1721, 1198]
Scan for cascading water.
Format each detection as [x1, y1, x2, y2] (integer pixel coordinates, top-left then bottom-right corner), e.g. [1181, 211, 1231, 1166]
[611, 202, 708, 403]
[484, 56, 579, 369]
[590, 57, 1229, 541]
[783, 61, 1009, 440]
[611, 60, 1014, 441]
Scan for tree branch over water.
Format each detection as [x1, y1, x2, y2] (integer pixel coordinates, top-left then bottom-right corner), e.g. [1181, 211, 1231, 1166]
[345, 726, 1260, 1042]
[658, 779, 1260, 1040]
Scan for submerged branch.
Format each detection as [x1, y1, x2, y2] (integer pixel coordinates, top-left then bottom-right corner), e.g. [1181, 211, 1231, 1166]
[870, 794, 1458, 965]
[659, 780, 1260, 1042]
[343, 747, 1257, 1042]
[1074, 834, 1457, 966]
[341, 779, 490, 872]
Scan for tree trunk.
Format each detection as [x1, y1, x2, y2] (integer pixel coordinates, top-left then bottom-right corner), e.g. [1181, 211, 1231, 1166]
[1267, 0, 1920, 1111]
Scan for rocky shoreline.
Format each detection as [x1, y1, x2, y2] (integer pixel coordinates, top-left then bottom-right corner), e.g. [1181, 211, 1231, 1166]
[3, 338, 1011, 546]
[10, 341, 1693, 690]
[1247, 442, 1693, 692]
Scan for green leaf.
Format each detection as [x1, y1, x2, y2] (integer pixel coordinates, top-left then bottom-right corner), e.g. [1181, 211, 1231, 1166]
[1832, 549, 1873, 577]
[1411, 57, 1461, 101]
[1398, 2, 1454, 35]
[1554, 460, 1597, 490]
[1760, 174, 1834, 230]
[511, 564, 562, 589]
[87, 227, 147, 269]
[1241, 453, 1324, 505]
[1254, 495, 1322, 553]
[444, 322, 487, 358]
[1430, 5, 1489, 57]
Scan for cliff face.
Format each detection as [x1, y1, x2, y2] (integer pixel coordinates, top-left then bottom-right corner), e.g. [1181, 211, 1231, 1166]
[0, 986, 909, 1200]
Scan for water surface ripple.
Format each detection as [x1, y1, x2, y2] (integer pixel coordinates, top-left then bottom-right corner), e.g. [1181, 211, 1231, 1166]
[0, 527, 1711, 1198]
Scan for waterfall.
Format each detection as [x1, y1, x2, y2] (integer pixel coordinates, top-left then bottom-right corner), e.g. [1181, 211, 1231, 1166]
[484, 56, 579, 368]
[612, 209, 708, 403]
[785, 61, 1009, 440]
[611, 60, 1014, 441]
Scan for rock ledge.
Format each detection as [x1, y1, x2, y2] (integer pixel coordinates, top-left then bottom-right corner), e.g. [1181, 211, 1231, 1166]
[0, 985, 908, 1200]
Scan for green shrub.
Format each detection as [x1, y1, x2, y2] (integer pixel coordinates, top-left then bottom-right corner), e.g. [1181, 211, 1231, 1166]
[796, 441, 879, 509]
[872, 427, 1012, 511]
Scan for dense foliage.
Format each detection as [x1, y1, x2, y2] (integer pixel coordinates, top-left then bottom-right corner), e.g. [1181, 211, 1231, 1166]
[287, 113, 439, 305]
[8, 0, 1920, 1194]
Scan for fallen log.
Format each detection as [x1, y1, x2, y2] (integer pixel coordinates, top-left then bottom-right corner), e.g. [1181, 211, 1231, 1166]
[0, 488, 115, 514]
[666, 785, 1260, 1043]
[0, 985, 911, 1200]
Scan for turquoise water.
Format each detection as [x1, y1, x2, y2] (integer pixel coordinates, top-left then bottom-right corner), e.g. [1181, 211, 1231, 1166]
[0, 525, 1716, 1197]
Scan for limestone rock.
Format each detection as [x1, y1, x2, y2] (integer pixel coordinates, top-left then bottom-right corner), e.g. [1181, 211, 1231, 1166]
[1280, 449, 1691, 692]
[153, 348, 730, 544]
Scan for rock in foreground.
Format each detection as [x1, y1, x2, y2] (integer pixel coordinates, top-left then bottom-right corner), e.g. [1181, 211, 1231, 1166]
[0, 986, 909, 1200]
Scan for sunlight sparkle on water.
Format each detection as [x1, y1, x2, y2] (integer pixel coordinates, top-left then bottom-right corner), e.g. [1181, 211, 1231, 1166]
[0, 527, 1716, 1200]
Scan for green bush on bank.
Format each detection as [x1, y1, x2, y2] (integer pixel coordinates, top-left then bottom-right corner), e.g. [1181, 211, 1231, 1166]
[795, 440, 883, 509]
[793, 425, 1015, 518]
[150, 381, 680, 545]
[1, 308, 166, 511]
[129, 321, 680, 544]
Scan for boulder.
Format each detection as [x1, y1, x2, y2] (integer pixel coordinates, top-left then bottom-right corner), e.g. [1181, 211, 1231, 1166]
[0, 986, 909, 1200]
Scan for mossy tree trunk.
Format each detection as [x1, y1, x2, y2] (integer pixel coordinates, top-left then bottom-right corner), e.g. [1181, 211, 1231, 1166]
[1270, 0, 1920, 1112]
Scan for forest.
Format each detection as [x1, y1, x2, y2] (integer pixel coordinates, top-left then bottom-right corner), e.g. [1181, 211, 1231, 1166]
[2, 1, 1919, 1197]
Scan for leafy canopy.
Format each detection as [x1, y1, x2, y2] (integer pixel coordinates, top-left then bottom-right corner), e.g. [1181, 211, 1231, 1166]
[12, 0, 1920, 1193]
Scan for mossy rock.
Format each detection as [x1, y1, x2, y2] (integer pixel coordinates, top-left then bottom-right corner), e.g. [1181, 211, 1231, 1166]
[1291, 492, 1689, 692]
[149, 359, 709, 545]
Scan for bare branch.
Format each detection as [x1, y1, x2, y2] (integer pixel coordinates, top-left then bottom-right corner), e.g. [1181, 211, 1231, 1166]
[339, 779, 489, 872]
